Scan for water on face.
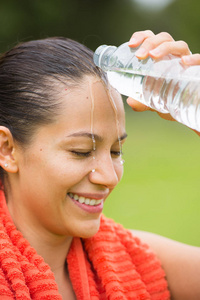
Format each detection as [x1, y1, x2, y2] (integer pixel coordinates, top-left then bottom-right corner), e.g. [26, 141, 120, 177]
[89, 80, 96, 160]
[107, 85, 124, 165]
[88, 78, 124, 167]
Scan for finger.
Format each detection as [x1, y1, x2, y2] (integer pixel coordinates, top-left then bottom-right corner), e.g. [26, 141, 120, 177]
[127, 97, 176, 121]
[126, 97, 150, 112]
[134, 32, 174, 59]
[128, 30, 155, 48]
[149, 40, 191, 59]
[181, 53, 200, 65]
[157, 112, 175, 121]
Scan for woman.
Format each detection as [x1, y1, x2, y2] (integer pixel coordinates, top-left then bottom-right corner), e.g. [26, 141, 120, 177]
[0, 30, 198, 299]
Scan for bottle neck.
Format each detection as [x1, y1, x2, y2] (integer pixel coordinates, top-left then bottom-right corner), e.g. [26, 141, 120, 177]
[93, 45, 117, 71]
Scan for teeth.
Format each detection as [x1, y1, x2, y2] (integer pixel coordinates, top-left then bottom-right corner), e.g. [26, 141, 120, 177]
[89, 199, 96, 206]
[85, 198, 90, 205]
[74, 194, 79, 201]
[68, 193, 103, 206]
[79, 196, 85, 204]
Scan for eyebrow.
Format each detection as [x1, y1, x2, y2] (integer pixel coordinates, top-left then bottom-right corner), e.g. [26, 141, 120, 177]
[67, 131, 127, 142]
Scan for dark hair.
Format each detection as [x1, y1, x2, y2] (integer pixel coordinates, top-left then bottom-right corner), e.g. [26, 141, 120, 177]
[0, 37, 107, 185]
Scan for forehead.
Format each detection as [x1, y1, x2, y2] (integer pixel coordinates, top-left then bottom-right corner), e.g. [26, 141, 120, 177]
[57, 76, 125, 133]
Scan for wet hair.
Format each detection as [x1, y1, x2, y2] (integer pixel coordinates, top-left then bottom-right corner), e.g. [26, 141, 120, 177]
[0, 37, 107, 185]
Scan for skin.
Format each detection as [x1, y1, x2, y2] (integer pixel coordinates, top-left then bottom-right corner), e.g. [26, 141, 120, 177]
[0, 77, 126, 299]
[128, 31, 200, 300]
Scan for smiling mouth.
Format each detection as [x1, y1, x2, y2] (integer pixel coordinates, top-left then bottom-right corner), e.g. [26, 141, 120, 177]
[68, 193, 103, 206]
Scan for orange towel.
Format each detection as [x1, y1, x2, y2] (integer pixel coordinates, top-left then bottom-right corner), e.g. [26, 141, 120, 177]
[0, 190, 170, 299]
[68, 216, 170, 300]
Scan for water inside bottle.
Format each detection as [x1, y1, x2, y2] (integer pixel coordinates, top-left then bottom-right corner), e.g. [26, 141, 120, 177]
[95, 41, 200, 131]
[107, 68, 200, 131]
[107, 70, 169, 113]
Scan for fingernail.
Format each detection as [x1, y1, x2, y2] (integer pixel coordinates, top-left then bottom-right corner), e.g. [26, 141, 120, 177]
[128, 38, 137, 46]
[149, 48, 161, 57]
[182, 55, 191, 64]
[135, 48, 147, 58]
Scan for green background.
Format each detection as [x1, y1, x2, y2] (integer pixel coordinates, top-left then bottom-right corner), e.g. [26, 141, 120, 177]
[104, 109, 200, 247]
[1, 0, 200, 246]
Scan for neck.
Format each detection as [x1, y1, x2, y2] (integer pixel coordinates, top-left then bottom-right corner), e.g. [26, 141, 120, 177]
[21, 225, 73, 271]
[20, 227, 75, 298]
[28, 231, 73, 272]
[5, 188, 73, 272]
[7, 201, 73, 272]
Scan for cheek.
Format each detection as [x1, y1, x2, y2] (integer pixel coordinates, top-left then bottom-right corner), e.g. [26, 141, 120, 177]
[43, 162, 88, 187]
[28, 149, 90, 182]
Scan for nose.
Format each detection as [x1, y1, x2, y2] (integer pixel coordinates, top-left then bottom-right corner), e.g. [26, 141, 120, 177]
[89, 155, 121, 189]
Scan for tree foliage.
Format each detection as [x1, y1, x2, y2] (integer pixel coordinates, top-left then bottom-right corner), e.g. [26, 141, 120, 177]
[0, 0, 199, 53]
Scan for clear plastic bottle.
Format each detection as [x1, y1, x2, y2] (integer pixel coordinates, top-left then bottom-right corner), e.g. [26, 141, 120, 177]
[93, 42, 200, 131]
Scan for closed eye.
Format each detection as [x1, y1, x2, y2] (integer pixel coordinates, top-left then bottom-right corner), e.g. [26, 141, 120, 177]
[111, 151, 123, 157]
[71, 150, 124, 158]
[71, 151, 92, 157]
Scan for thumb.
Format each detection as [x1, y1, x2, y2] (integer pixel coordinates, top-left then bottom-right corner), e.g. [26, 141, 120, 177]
[126, 97, 150, 112]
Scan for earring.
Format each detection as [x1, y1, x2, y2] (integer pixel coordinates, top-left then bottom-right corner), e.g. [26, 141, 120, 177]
[120, 159, 125, 165]
[91, 169, 95, 173]
[4, 163, 8, 168]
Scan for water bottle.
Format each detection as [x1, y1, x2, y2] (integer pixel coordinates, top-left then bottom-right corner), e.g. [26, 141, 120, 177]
[93, 42, 200, 131]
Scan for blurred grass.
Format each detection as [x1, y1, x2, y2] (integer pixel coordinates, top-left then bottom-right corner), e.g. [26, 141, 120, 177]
[103, 105, 200, 247]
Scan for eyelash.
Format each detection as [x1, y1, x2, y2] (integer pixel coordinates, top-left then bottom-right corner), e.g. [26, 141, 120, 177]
[71, 151, 123, 158]
[71, 151, 91, 157]
[112, 151, 122, 157]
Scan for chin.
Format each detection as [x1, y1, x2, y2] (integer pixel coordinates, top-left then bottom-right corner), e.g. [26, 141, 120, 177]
[77, 218, 101, 239]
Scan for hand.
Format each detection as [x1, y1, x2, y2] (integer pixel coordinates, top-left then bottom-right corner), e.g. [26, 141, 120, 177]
[128, 30, 191, 59]
[126, 30, 195, 123]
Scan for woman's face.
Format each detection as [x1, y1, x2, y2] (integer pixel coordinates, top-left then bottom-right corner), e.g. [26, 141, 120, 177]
[8, 76, 126, 240]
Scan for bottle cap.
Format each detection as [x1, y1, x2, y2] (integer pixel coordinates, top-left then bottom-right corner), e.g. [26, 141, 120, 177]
[93, 45, 107, 67]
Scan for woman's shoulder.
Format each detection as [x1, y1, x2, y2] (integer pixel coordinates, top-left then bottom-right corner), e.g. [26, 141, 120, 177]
[99, 217, 200, 299]
[130, 229, 200, 300]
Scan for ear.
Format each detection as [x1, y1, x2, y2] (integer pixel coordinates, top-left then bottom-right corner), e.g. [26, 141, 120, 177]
[0, 126, 19, 173]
